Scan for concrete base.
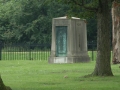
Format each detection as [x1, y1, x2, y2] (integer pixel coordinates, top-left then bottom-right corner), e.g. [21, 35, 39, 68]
[48, 56, 90, 63]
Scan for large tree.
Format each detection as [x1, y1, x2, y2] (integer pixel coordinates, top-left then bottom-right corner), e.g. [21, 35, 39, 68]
[0, 76, 12, 90]
[60, 0, 114, 76]
[112, 1, 120, 64]
[92, 0, 113, 76]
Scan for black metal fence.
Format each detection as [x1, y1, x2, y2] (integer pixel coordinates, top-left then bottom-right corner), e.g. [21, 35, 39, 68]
[0, 42, 97, 61]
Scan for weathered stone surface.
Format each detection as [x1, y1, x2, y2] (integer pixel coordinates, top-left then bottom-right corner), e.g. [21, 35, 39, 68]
[49, 16, 90, 63]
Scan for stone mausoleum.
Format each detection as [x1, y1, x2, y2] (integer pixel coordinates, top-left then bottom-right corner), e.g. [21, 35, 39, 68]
[48, 16, 90, 63]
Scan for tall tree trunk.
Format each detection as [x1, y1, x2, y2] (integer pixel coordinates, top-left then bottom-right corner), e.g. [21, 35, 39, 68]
[92, 0, 113, 76]
[0, 76, 7, 90]
[0, 76, 12, 90]
[112, 1, 120, 64]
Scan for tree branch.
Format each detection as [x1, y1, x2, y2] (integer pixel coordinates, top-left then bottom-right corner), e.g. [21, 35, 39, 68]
[98, 0, 102, 12]
[71, 0, 98, 12]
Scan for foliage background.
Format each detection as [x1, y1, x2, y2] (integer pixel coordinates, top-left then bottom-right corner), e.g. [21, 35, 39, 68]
[0, 0, 97, 44]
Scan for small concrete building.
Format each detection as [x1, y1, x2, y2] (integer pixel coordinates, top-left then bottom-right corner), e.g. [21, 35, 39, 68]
[48, 16, 90, 63]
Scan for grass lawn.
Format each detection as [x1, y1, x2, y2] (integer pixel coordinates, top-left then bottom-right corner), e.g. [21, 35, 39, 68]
[0, 60, 120, 90]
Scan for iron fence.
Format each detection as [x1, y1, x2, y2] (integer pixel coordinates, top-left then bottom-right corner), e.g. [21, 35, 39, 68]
[0, 42, 97, 61]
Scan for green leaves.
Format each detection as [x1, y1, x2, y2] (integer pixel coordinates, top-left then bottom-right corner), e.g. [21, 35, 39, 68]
[0, 0, 102, 43]
[0, 0, 69, 43]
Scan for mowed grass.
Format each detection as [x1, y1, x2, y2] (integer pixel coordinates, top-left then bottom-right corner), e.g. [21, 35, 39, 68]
[0, 60, 120, 90]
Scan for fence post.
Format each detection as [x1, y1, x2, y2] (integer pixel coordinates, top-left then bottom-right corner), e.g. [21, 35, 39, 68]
[92, 41, 94, 61]
[0, 41, 3, 60]
[29, 43, 31, 60]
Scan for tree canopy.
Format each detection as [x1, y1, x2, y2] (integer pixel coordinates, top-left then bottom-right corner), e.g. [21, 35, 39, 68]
[0, 0, 69, 43]
[0, 0, 97, 44]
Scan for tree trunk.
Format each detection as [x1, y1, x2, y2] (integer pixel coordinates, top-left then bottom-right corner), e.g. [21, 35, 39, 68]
[112, 1, 120, 64]
[92, 0, 113, 76]
[0, 76, 7, 90]
[0, 76, 12, 90]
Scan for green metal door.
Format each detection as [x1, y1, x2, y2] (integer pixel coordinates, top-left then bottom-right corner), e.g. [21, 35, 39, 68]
[56, 26, 67, 57]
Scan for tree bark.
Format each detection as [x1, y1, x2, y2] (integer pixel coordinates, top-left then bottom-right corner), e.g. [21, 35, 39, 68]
[112, 1, 120, 64]
[92, 0, 113, 76]
[0, 76, 12, 90]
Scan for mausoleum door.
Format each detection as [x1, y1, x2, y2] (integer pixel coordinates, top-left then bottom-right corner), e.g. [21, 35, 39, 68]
[56, 26, 67, 57]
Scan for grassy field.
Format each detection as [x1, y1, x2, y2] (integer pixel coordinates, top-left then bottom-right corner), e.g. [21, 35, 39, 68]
[0, 60, 120, 90]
